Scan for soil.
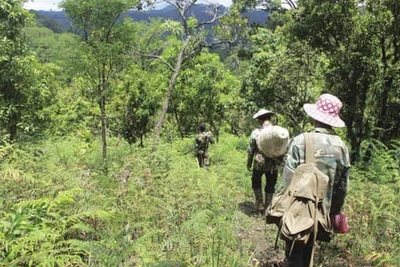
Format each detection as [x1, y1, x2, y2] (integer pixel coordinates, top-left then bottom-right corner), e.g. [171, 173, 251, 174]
[238, 201, 286, 267]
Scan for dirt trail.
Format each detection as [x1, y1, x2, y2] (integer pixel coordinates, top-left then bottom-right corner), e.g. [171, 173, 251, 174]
[238, 201, 285, 267]
[237, 201, 357, 267]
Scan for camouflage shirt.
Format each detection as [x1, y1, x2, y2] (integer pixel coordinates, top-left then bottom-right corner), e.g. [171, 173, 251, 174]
[194, 131, 214, 156]
[278, 127, 351, 215]
[247, 122, 283, 172]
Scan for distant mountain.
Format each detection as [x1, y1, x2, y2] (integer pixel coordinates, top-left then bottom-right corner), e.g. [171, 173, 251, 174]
[33, 4, 268, 32]
[29, 10, 68, 33]
[243, 9, 269, 26]
[33, 10, 69, 30]
[124, 5, 268, 25]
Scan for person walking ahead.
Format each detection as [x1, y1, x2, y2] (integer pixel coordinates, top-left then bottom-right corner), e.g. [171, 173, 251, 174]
[194, 123, 214, 168]
[247, 109, 283, 213]
[279, 94, 350, 266]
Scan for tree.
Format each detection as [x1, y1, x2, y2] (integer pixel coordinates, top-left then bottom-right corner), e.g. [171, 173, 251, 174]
[129, 0, 248, 154]
[0, 0, 54, 141]
[242, 0, 399, 163]
[366, 0, 400, 143]
[111, 60, 165, 147]
[171, 52, 242, 137]
[61, 0, 138, 163]
[285, 0, 400, 163]
[24, 21, 99, 138]
[242, 22, 326, 135]
[289, 0, 382, 162]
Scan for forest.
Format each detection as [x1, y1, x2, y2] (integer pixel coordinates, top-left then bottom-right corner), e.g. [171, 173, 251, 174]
[0, 0, 399, 266]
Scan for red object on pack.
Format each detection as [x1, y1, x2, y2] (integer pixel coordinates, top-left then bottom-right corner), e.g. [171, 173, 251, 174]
[331, 212, 349, 234]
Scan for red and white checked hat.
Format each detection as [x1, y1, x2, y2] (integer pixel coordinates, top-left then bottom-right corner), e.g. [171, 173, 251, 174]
[303, 94, 346, 128]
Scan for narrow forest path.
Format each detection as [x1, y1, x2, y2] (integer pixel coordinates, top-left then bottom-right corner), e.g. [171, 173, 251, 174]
[236, 201, 356, 267]
[237, 201, 285, 266]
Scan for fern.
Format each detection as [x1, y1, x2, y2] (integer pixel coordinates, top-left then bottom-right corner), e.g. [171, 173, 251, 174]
[359, 139, 400, 184]
[1, 133, 398, 266]
[0, 186, 117, 266]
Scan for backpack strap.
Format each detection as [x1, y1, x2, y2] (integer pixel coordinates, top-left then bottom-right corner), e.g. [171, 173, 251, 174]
[304, 133, 314, 164]
[304, 132, 318, 267]
[274, 133, 319, 266]
[274, 133, 316, 251]
[274, 220, 283, 249]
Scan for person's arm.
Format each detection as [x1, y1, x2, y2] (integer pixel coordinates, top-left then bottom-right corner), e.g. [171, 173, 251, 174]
[247, 133, 257, 171]
[194, 135, 199, 155]
[207, 131, 215, 144]
[331, 144, 351, 215]
[274, 154, 286, 166]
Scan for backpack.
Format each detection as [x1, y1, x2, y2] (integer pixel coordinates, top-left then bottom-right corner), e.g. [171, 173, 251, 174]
[256, 125, 289, 158]
[253, 125, 289, 169]
[266, 133, 332, 266]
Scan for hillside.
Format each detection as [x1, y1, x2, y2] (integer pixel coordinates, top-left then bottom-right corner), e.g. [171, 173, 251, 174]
[32, 4, 268, 31]
[0, 133, 398, 266]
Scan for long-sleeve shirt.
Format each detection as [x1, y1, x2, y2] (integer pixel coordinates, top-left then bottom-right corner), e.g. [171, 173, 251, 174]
[278, 127, 350, 215]
[194, 131, 214, 156]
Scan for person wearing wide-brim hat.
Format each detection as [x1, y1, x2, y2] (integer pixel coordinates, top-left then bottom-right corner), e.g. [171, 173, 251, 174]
[247, 108, 287, 214]
[277, 93, 351, 267]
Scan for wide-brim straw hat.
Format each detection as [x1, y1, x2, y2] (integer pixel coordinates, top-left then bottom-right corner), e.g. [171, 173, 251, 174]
[253, 109, 275, 119]
[256, 125, 289, 158]
[303, 94, 346, 128]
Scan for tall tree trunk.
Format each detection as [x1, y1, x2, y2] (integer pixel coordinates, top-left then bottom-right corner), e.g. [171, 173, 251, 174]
[151, 37, 191, 154]
[173, 110, 185, 138]
[8, 111, 19, 142]
[343, 64, 366, 164]
[100, 94, 107, 163]
[375, 36, 391, 141]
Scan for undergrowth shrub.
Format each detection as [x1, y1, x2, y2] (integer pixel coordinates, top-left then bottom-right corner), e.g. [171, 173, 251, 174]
[1, 133, 398, 266]
[0, 136, 123, 266]
[0, 188, 114, 266]
[118, 134, 251, 266]
[359, 139, 400, 184]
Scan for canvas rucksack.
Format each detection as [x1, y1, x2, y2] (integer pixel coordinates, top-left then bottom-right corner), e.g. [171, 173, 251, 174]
[266, 133, 332, 267]
[256, 125, 289, 158]
[253, 125, 289, 168]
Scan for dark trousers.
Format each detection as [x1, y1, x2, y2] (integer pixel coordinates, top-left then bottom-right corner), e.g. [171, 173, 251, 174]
[196, 153, 209, 168]
[285, 239, 314, 267]
[251, 169, 278, 194]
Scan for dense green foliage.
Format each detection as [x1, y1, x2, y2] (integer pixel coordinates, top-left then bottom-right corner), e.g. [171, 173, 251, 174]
[242, 0, 400, 163]
[0, 134, 399, 266]
[0, 0, 55, 141]
[0, 0, 399, 265]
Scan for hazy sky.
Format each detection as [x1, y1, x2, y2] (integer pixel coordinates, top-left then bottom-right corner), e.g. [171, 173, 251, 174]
[24, 0, 62, 11]
[23, 0, 234, 11]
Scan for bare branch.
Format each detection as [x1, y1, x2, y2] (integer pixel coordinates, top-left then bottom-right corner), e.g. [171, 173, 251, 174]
[129, 51, 174, 71]
[196, 4, 227, 28]
[182, 36, 235, 62]
[165, 0, 198, 16]
[164, 0, 198, 36]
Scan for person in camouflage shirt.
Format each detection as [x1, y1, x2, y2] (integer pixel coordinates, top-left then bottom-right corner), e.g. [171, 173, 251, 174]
[279, 94, 350, 267]
[194, 123, 214, 168]
[247, 109, 283, 213]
